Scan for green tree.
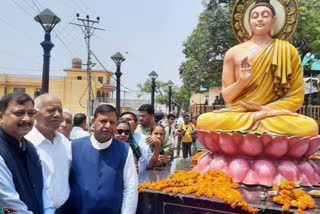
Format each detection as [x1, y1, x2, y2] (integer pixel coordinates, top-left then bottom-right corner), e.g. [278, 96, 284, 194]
[137, 80, 191, 112]
[179, 1, 237, 90]
[180, 0, 320, 91]
[293, 0, 320, 59]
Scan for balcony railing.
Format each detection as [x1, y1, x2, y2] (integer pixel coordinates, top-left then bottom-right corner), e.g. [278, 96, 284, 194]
[189, 104, 320, 119]
[95, 97, 111, 103]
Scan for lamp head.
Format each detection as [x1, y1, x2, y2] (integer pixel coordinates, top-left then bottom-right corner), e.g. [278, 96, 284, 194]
[148, 71, 158, 80]
[167, 80, 174, 87]
[111, 52, 125, 65]
[34, 9, 60, 33]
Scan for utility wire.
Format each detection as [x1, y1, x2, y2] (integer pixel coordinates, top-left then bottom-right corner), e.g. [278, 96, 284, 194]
[31, 0, 41, 12]
[21, 0, 39, 13]
[90, 50, 145, 94]
[9, 0, 75, 58]
[10, 0, 34, 17]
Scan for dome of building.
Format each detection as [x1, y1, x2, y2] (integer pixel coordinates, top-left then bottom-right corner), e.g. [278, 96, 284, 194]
[72, 57, 82, 69]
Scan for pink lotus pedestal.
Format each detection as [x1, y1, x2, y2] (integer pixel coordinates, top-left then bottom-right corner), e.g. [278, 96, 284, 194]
[193, 130, 320, 186]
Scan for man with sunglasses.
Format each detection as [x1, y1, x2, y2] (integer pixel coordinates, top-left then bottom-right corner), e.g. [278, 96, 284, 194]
[65, 104, 138, 214]
[0, 92, 54, 213]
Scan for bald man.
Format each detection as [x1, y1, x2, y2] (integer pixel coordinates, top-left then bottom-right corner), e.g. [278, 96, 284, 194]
[25, 94, 70, 210]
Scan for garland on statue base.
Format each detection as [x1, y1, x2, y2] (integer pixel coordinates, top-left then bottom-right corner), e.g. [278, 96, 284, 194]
[139, 170, 259, 214]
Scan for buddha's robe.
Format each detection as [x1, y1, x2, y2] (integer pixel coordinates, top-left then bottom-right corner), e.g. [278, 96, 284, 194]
[198, 39, 318, 136]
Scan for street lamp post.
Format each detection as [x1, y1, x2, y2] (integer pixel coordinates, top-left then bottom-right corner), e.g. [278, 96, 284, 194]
[34, 9, 60, 94]
[148, 71, 158, 109]
[111, 52, 125, 115]
[167, 80, 174, 113]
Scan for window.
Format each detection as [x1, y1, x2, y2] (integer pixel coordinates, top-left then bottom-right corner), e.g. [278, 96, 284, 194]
[98, 76, 104, 84]
[13, 88, 26, 93]
[77, 76, 82, 80]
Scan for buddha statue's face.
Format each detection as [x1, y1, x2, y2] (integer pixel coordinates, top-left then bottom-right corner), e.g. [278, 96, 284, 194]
[249, 6, 276, 37]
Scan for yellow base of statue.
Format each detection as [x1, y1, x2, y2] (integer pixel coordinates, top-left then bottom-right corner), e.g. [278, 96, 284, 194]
[198, 112, 318, 137]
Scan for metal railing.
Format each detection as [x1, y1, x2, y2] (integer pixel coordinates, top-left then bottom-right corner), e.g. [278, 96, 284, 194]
[95, 97, 111, 103]
[189, 104, 320, 119]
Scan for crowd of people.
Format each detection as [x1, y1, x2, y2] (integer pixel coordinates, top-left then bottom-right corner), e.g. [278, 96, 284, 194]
[0, 92, 199, 214]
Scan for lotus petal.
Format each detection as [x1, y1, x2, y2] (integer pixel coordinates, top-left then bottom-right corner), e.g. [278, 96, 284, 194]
[219, 132, 238, 155]
[265, 136, 288, 158]
[287, 137, 309, 158]
[240, 134, 263, 157]
[229, 157, 250, 183]
[305, 136, 320, 157]
[278, 160, 300, 181]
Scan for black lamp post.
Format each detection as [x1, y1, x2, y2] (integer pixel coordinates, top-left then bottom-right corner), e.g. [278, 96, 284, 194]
[167, 80, 174, 113]
[111, 52, 125, 115]
[34, 9, 60, 94]
[148, 71, 158, 109]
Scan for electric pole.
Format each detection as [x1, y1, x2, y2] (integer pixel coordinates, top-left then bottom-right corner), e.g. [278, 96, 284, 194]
[70, 14, 105, 125]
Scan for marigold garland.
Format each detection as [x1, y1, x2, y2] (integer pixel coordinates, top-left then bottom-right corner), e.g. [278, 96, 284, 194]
[308, 154, 320, 161]
[191, 151, 209, 165]
[272, 181, 316, 214]
[139, 170, 259, 214]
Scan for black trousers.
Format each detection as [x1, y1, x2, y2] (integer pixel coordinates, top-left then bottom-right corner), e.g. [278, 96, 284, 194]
[177, 136, 182, 157]
[182, 142, 192, 158]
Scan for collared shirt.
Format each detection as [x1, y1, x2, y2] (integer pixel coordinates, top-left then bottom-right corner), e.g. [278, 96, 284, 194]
[0, 131, 54, 214]
[0, 156, 54, 214]
[25, 127, 70, 209]
[135, 125, 151, 136]
[90, 135, 138, 214]
[70, 126, 90, 140]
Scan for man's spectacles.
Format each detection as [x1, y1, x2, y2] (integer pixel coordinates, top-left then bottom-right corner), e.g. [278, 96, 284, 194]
[116, 129, 130, 135]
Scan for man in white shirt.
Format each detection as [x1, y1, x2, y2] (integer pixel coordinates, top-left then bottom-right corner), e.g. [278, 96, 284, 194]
[25, 94, 70, 211]
[65, 104, 138, 214]
[70, 113, 89, 140]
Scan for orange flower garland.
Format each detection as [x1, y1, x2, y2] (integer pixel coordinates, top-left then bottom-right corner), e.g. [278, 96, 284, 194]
[139, 170, 259, 214]
[191, 151, 209, 165]
[272, 181, 316, 213]
[308, 154, 320, 161]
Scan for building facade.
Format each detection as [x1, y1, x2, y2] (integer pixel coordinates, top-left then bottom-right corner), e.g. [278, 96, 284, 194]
[0, 58, 115, 115]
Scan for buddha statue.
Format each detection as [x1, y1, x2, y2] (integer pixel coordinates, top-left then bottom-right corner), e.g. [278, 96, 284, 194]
[197, 0, 318, 137]
[194, 0, 320, 187]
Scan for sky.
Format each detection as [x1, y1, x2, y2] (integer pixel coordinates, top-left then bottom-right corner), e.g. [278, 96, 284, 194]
[0, 0, 204, 99]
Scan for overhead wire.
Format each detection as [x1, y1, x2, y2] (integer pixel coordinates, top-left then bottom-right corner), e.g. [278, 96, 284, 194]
[31, 0, 41, 11]
[90, 50, 147, 95]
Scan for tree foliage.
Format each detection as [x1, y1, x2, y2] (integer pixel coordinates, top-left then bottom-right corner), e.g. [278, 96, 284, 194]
[292, 0, 320, 59]
[180, 0, 320, 91]
[179, 1, 238, 90]
[137, 79, 191, 110]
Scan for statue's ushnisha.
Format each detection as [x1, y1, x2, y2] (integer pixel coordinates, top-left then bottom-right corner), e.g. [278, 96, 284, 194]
[195, 0, 320, 186]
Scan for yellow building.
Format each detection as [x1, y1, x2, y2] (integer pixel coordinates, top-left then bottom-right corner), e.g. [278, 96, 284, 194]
[189, 84, 221, 106]
[0, 58, 115, 115]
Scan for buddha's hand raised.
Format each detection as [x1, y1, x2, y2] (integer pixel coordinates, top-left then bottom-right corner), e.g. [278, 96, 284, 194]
[239, 57, 252, 86]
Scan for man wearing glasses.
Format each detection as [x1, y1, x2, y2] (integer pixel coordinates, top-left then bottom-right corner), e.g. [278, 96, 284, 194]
[0, 92, 54, 213]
